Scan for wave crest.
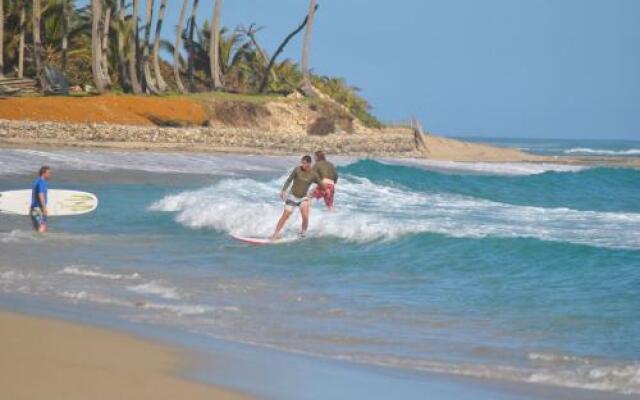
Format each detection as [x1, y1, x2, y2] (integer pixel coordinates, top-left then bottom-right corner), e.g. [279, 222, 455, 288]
[151, 175, 640, 249]
[564, 148, 640, 156]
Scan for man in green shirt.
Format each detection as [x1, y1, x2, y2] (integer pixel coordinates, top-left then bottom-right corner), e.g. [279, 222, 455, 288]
[271, 155, 321, 239]
[311, 150, 338, 210]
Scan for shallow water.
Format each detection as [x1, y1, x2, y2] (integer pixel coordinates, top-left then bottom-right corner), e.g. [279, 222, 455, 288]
[1, 148, 639, 395]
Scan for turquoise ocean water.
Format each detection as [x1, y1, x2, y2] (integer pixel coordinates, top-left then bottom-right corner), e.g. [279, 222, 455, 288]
[0, 145, 639, 396]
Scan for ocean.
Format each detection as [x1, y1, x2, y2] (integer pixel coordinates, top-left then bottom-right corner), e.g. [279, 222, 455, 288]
[461, 136, 640, 157]
[0, 143, 639, 397]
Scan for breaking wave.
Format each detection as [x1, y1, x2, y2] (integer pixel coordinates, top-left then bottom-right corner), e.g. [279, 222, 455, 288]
[151, 175, 640, 250]
[564, 148, 640, 156]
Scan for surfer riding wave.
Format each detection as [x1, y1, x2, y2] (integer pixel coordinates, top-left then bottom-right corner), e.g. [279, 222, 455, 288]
[271, 155, 322, 240]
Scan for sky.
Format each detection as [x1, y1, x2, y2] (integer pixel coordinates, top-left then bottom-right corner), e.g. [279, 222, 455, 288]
[156, 0, 640, 140]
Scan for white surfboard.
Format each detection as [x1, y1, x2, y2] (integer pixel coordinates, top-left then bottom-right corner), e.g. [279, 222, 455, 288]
[0, 190, 99, 216]
[230, 234, 298, 245]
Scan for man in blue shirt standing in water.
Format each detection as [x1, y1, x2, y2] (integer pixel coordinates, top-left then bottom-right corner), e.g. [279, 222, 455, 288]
[31, 166, 52, 233]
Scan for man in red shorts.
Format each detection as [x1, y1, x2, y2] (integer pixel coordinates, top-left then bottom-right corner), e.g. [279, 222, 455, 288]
[311, 151, 338, 210]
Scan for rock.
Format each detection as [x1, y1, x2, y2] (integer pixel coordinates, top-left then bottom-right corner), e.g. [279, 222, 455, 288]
[0, 119, 421, 157]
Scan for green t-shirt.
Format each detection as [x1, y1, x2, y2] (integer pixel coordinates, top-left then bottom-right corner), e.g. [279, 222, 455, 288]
[282, 167, 320, 198]
[312, 160, 338, 182]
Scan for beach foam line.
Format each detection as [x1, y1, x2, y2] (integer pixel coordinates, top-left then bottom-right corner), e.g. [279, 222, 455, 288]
[150, 175, 640, 250]
[58, 265, 141, 280]
[564, 148, 640, 156]
[127, 281, 182, 300]
[59, 289, 218, 316]
[0, 148, 303, 176]
[329, 352, 640, 395]
[381, 158, 588, 176]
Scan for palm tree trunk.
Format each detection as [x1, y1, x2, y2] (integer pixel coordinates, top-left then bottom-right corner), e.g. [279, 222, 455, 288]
[61, 0, 69, 71]
[209, 0, 223, 89]
[142, 0, 157, 93]
[127, 0, 142, 93]
[100, 6, 112, 86]
[174, 0, 189, 93]
[32, 0, 44, 88]
[0, 0, 5, 78]
[18, 0, 26, 78]
[152, 0, 168, 91]
[116, 0, 130, 89]
[91, 0, 105, 92]
[187, 0, 200, 91]
[300, 0, 317, 96]
[259, 5, 316, 93]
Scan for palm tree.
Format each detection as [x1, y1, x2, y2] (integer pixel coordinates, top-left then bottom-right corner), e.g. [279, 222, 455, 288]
[60, 0, 70, 70]
[18, 0, 26, 77]
[0, 0, 5, 78]
[173, 0, 188, 93]
[32, 0, 44, 86]
[142, 0, 157, 93]
[300, 0, 317, 96]
[116, 0, 130, 89]
[151, 0, 167, 91]
[100, 5, 111, 85]
[187, 0, 199, 90]
[259, 4, 316, 93]
[91, 0, 105, 92]
[127, 0, 141, 93]
[208, 0, 223, 89]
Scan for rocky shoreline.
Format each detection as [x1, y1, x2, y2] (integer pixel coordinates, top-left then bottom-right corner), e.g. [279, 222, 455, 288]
[0, 119, 426, 157]
[2, 119, 638, 168]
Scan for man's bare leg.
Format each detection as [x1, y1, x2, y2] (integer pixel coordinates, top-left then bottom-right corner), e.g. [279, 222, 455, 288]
[300, 201, 310, 236]
[272, 209, 293, 239]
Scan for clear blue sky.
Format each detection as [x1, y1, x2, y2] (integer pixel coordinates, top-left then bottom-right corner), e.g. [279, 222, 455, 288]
[158, 0, 640, 139]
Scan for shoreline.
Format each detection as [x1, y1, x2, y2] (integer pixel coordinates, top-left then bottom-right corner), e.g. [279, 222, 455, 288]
[0, 300, 632, 400]
[1, 118, 638, 168]
[0, 310, 251, 400]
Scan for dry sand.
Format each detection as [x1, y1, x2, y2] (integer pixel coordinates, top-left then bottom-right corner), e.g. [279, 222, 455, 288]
[0, 311, 251, 400]
[422, 134, 543, 162]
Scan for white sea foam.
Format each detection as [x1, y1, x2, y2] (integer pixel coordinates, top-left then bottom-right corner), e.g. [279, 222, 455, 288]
[137, 302, 231, 316]
[151, 175, 640, 250]
[0, 230, 38, 244]
[564, 148, 640, 156]
[58, 265, 140, 280]
[528, 352, 590, 364]
[0, 147, 586, 177]
[382, 158, 588, 176]
[59, 290, 218, 316]
[60, 290, 133, 308]
[127, 281, 181, 300]
[0, 149, 306, 176]
[0, 270, 28, 282]
[331, 353, 640, 395]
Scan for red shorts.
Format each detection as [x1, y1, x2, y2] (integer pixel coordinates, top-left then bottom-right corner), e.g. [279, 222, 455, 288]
[314, 183, 335, 208]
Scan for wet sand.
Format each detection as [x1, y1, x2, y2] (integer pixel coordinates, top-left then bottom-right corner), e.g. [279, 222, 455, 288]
[0, 311, 251, 400]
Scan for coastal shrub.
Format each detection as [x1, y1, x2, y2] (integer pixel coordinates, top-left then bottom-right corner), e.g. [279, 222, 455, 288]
[310, 76, 382, 129]
[205, 100, 272, 128]
[308, 117, 335, 136]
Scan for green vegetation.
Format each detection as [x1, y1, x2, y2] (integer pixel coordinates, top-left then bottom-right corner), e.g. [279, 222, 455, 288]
[0, 0, 382, 128]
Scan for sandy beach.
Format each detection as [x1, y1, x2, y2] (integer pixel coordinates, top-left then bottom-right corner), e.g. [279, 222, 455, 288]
[0, 0, 637, 397]
[0, 311, 250, 400]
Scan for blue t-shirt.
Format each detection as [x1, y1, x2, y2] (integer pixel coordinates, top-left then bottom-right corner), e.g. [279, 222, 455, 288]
[31, 177, 48, 209]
